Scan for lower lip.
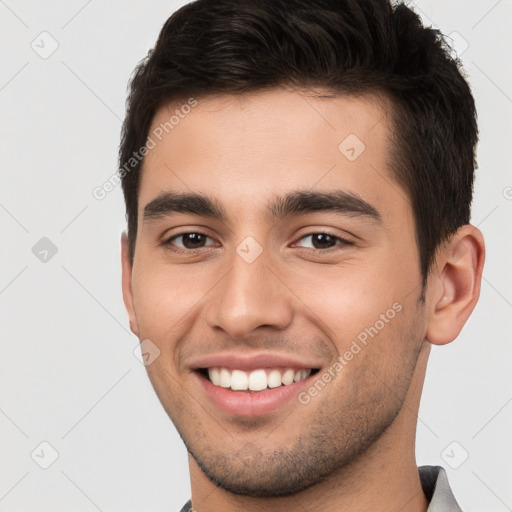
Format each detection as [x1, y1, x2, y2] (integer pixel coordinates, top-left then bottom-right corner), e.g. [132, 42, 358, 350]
[194, 370, 317, 417]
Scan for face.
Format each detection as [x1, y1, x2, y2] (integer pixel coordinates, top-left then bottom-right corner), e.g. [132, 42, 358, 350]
[122, 88, 429, 497]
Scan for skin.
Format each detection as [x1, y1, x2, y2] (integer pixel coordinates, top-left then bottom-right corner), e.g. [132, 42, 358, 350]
[121, 87, 485, 512]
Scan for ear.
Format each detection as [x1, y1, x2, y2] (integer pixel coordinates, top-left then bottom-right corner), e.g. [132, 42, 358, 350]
[425, 224, 485, 345]
[121, 232, 140, 337]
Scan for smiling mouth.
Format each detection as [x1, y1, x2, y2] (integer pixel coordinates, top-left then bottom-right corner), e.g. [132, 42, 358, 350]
[196, 368, 320, 393]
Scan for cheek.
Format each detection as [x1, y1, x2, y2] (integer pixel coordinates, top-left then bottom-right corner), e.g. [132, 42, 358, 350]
[290, 262, 404, 348]
[131, 262, 208, 339]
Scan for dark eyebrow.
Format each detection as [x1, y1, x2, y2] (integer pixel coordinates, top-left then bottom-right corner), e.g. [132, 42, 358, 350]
[268, 190, 381, 223]
[144, 192, 227, 221]
[143, 190, 381, 224]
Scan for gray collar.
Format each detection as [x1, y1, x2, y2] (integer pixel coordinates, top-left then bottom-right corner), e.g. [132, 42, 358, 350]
[420, 465, 463, 511]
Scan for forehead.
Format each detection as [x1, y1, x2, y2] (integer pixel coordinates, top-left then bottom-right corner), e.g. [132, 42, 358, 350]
[138, 88, 404, 222]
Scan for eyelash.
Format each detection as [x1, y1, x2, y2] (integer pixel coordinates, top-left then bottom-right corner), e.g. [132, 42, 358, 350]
[163, 231, 353, 254]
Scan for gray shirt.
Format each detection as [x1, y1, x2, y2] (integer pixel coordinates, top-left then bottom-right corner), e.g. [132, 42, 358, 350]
[178, 465, 462, 511]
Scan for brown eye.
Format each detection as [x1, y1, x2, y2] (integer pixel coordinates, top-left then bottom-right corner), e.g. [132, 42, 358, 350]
[293, 232, 352, 251]
[310, 233, 337, 249]
[166, 232, 215, 250]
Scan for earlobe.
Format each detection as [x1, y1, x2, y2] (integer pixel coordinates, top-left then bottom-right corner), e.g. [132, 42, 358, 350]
[121, 232, 140, 337]
[425, 225, 485, 346]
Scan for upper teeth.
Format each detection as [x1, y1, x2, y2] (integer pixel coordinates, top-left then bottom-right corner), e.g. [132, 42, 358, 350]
[207, 367, 312, 391]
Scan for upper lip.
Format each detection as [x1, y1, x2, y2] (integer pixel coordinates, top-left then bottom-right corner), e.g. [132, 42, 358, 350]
[190, 352, 324, 371]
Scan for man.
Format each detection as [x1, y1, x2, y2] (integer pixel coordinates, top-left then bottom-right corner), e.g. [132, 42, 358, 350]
[119, 0, 485, 510]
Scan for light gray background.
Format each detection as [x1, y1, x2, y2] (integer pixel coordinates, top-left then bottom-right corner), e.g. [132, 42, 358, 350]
[1, 1, 511, 511]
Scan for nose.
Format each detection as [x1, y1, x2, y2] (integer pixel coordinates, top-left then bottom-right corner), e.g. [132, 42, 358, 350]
[204, 245, 294, 339]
